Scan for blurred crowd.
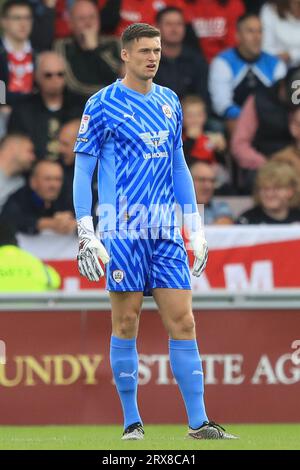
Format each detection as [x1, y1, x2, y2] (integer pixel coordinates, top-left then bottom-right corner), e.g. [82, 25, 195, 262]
[1, 0, 300, 236]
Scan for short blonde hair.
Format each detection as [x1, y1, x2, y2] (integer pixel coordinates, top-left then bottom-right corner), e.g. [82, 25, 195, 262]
[254, 160, 300, 207]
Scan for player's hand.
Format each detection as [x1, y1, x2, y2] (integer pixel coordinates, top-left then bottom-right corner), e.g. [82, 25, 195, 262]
[190, 231, 208, 277]
[77, 216, 110, 282]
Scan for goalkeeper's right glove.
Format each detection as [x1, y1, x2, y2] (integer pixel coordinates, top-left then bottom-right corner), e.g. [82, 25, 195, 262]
[77, 216, 110, 282]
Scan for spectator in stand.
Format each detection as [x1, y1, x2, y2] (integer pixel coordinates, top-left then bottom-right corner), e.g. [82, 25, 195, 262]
[261, 0, 300, 68]
[182, 95, 226, 162]
[231, 67, 300, 178]
[209, 13, 286, 134]
[0, 222, 61, 292]
[29, 0, 57, 51]
[188, 0, 245, 63]
[58, 118, 80, 207]
[272, 106, 300, 176]
[243, 0, 266, 14]
[54, 0, 121, 108]
[182, 96, 231, 193]
[54, 0, 106, 39]
[154, 7, 209, 105]
[0, 133, 35, 213]
[101, 0, 189, 37]
[8, 51, 81, 160]
[190, 160, 234, 225]
[0, 0, 35, 105]
[236, 160, 300, 224]
[1, 160, 76, 235]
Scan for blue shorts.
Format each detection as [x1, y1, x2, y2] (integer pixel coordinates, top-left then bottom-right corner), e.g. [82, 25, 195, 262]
[101, 227, 191, 295]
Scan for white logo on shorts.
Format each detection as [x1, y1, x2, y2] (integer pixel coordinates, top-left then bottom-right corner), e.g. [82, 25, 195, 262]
[162, 104, 172, 118]
[79, 114, 90, 134]
[113, 270, 124, 283]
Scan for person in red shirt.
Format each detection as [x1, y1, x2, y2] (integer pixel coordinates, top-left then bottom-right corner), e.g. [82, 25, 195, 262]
[189, 0, 245, 62]
[0, 0, 35, 105]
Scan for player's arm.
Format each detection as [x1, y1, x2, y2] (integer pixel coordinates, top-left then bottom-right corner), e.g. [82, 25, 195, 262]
[173, 146, 208, 276]
[73, 97, 110, 282]
[73, 153, 110, 282]
[73, 152, 109, 282]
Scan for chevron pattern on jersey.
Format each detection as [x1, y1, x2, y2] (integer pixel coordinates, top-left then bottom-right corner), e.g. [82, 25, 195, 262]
[75, 79, 183, 233]
[102, 227, 191, 294]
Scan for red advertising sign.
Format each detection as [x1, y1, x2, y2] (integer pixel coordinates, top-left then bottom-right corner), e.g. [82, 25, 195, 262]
[0, 309, 299, 424]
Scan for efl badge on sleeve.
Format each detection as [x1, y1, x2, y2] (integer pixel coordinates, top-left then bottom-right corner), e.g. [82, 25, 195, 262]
[79, 114, 90, 134]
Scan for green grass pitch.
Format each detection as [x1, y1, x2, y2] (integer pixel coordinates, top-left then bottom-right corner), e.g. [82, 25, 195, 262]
[0, 424, 299, 450]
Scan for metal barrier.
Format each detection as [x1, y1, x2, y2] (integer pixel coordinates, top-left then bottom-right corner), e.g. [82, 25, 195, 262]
[1, 289, 300, 311]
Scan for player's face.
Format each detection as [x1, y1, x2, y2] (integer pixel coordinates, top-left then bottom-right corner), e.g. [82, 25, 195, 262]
[259, 184, 294, 212]
[122, 37, 161, 81]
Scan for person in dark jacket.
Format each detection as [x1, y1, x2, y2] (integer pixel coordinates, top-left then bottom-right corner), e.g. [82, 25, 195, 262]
[8, 50, 81, 160]
[1, 159, 76, 234]
[155, 6, 209, 105]
[54, 0, 121, 108]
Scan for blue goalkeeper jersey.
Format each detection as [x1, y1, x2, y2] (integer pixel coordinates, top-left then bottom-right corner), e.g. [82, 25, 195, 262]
[74, 79, 184, 232]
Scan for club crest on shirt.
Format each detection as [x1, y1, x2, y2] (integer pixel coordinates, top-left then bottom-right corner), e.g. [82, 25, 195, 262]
[112, 270, 124, 283]
[162, 104, 172, 118]
[79, 114, 90, 134]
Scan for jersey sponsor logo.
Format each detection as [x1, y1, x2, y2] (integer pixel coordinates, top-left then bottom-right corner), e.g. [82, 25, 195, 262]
[143, 152, 168, 160]
[79, 114, 90, 134]
[76, 137, 88, 143]
[140, 130, 169, 149]
[112, 269, 124, 283]
[162, 104, 172, 118]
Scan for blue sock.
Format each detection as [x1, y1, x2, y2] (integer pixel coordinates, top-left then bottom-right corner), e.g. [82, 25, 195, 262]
[169, 338, 208, 429]
[110, 336, 142, 429]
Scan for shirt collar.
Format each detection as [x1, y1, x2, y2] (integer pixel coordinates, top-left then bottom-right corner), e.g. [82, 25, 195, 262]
[3, 37, 32, 57]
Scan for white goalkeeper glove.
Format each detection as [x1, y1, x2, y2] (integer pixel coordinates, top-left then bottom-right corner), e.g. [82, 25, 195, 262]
[185, 212, 208, 277]
[190, 231, 208, 277]
[77, 216, 109, 282]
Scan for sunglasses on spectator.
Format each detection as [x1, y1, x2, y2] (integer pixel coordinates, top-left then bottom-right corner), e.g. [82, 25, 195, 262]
[43, 72, 65, 79]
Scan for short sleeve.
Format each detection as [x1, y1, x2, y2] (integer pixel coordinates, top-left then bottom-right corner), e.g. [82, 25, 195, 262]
[74, 97, 106, 158]
[174, 98, 183, 151]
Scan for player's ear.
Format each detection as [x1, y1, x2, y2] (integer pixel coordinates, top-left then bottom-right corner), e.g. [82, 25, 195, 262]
[121, 48, 129, 63]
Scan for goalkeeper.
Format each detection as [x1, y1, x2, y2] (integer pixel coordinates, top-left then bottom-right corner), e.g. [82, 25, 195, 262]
[73, 23, 236, 440]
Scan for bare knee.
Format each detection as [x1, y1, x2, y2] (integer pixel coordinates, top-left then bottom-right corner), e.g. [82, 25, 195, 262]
[113, 310, 140, 338]
[168, 311, 195, 339]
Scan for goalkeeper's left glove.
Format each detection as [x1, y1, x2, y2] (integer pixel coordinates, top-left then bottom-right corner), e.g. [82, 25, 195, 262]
[77, 216, 110, 282]
[189, 231, 208, 277]
[185, 212, 208, 277]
